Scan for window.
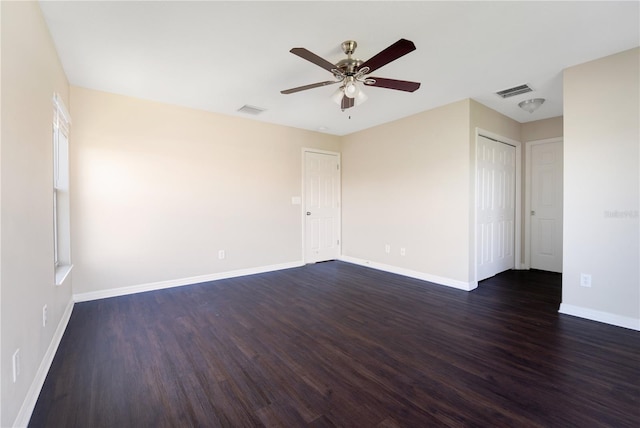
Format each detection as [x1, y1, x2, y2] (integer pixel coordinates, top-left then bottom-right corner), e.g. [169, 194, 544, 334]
[53, 94, 72, 285]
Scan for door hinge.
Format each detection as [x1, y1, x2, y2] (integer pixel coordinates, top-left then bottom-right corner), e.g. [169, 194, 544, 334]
[337, 239, 340, 245]
[337, 164, 340, 170]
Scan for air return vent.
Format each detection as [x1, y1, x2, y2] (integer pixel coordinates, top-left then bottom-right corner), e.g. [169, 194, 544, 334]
[495, 84, 533, 99]
[237, 105, 266, 115]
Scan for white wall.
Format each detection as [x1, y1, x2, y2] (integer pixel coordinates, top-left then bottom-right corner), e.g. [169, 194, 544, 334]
[562, 47, 639, 329]
[69, 87, 341, 297]
[0, 2, 72, 426]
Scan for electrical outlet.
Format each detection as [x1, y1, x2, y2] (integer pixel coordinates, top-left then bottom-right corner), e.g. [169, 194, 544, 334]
[400, 247, 406, 256]
[580, 273, 592, 287]
[43, 304, 48, 327]
[218, 250, 226, 260]
[12, 349, 20, 383]
[385, 244, 391, 254]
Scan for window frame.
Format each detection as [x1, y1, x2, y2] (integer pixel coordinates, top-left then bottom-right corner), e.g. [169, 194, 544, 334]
[53, 94, 72, 285]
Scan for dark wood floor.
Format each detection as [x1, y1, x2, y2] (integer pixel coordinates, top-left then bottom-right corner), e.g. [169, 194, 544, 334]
[30, 262, 640, 427]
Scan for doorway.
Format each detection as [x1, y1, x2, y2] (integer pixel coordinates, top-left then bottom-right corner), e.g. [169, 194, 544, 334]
[526, 139, 563, 272]
[303, 149, 341, 263]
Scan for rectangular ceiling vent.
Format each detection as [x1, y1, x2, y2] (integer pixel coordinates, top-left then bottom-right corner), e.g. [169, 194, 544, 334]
[237, 105, 266, 115]
[495, 84, 533, 99]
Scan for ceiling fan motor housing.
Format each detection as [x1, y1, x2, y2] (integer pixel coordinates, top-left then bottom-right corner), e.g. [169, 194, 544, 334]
[336, 58, 363, 75]
[337, 40, 362, 75]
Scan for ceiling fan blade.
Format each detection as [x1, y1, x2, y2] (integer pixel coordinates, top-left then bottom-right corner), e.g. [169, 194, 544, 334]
[290, 47, 337, 73]
[365, 77, 421, 92]
[359, 39, 416, 73]
[341, 95, 355, 110]
[281, 80, 340, 94]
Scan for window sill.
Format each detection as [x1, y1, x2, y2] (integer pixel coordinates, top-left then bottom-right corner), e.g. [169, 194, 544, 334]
[55, 264, 73, 286]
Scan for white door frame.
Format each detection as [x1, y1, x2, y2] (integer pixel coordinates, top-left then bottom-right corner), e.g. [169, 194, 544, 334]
[524, 137, 563, 269]
[473, 128, 522, 286]
[301, 148, 341, 264]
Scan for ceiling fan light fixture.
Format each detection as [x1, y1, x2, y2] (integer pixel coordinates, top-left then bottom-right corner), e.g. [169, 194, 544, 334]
[281, 38, 420, 111]
[355, 89, 368, 105]
[332, 85, 368, 107]
[519, 98, 545, 113]
[344, 78, 359, 99]
[331, 87, 345, 105]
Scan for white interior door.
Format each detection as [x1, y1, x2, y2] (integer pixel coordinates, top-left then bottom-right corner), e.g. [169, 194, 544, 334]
[304, 151, 340, 263]
[477, 136, 516, 281]
[530, 141, 563, 272]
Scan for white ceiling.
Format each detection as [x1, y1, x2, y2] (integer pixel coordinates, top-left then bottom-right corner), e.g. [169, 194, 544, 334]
[39, 1, 639, 136]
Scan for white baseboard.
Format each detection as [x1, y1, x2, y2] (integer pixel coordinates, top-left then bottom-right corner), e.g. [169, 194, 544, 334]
[73, 261, 305, 303]
[559, 303, 640, 331]
[13, 297, 75, 428]
[339, 256, 477, 291]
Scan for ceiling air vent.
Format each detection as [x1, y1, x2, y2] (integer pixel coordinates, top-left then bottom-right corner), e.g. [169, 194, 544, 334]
[237, 105, 266, 115]
[495, 84, 533, 99]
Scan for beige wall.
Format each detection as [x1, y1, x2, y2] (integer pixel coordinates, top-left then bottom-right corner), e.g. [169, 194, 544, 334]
[562, 47, 639, 327]
[342, 100, 472, 285]
[522, 117, 563, 142]
[70, 87, 340, 295]
[62, 57, 638, 389]
[469, 99, 521, 142]
[341, 99, 522, 287]
[1, 2, 71, 425]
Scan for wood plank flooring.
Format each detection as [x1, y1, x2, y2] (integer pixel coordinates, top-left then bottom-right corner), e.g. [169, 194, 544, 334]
[30, 262, 640, 427]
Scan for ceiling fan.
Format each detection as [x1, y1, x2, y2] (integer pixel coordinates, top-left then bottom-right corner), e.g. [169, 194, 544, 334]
[281, 39, 421, 110]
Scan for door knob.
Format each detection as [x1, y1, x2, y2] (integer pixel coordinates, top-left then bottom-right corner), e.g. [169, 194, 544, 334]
[306, 212, 311, 216]
[531, 210, 536, 216]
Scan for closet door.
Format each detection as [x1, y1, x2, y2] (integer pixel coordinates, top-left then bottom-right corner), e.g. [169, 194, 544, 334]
[477, 136, 516, 281]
